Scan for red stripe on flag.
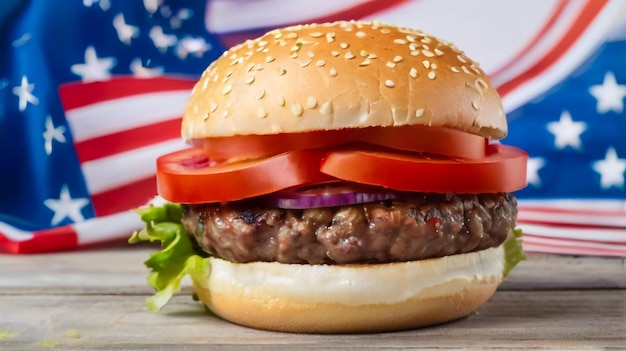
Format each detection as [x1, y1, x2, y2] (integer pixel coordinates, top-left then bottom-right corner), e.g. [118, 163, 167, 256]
[490, 0, 568, 81]
[518, 206, 626, 216]
[91, 176, 157, 217]
[58, 76, 197, 110]
[216, 0, 411, 47]
[497, 0, 609, 97]
[0, 226, 78, 254]
[74, 118, 182, 163]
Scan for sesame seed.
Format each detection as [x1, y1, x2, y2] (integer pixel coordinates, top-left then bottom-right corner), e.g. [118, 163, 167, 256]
[394, 38, 407, 44]
[257, 107, 267, 118]
[274, 32, 282, 39]
[410, 50, 420, 56]
[329, 67, 337, 77]
[431, 63, 438, 70]
[360, 50, 368, 57]
[409, 68, 418, 78]
[256, 89, 265, 100]
[476, 78, 488, 89]
[320, 101, 332, 115]
[286, 32, 298, 39]
[422, 50, 435, 57]
[209, 102, 218, 112]
[331, 50, 340, 57]
[451, 67, 460, 73]
[434, 48, 444, 56]
[316, 60, 326, 67]
[300, 59, 312, 67]
[277, 96, 285, 106]
[245, 75, 255, 84]
[345, 52, 355, 60]
[415, 108, 425, 117]
[406, 35, 417, 42]
[258, 40, 268, 47]
[422, 44, 430, 50]
[428, 71, 436, 80]
[386, 62, 396, 68]
[222, 110, 229, 118]
[421, 37, 432, 43]
[201, 78, 210, 91]
[279, 68, 286, 75]
[291, 44, 301, 52]
[290, 52, 298, 59]
[340, 42, 349, 49]
[266, 55, 275, 63]
[409, 43, 419, 51]
[356, 31, 366, 38]
[367, 53, 378, 59]
[457, 54, 467, 63]
[226, 71, 233, 77]
[229, 53, 237, 60]
[471, 101, 480, 110]
[385, 79, 395, 87]
[393, 55, 403, 63]
[359, 59, 371, 66]
[203, 112, 210, 121]
[291, 104, 303, 116]
[470, 64, 481, 74]
[310, 32, 323, 38]
[326, 32, 336, 43]
[422, 60, 430, 69]
[380, 28, 391, 34]
[222, 84, 232, 95]
[307, 51, 315, 58]
[305, 96, 317, 109]
[461, 66, 471, 74]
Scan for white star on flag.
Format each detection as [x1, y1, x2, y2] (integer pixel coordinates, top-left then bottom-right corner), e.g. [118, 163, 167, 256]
[527, 157, 546, 187]
[113, 13, 139, 45]
[592, 147, 626, 189]
[143, 0, 162, 14]
[546, 110, 587, 150]
[130, 58, 164, 78]
[43, 115, 66, 155]
[176, 37, 211, 59]
[12, 75, 39, 111]
[43, 185, 90, 226]
[589, 71, 626, 114]
[70, 46, 116, 82]
[149, 26, 178, 52]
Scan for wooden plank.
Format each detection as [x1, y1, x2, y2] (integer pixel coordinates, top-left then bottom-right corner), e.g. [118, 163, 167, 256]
[0, 291, 624, 350]
[1, 247, 624, 293]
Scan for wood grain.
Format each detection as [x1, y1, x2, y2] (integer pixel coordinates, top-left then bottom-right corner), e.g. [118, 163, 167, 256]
[0, 247, 625, 350]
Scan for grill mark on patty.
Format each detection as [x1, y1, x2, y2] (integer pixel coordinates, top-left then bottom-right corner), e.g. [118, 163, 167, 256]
[182, 193, 517, 264]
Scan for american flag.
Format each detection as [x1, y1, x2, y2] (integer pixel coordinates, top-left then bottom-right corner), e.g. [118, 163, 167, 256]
[1, 0, 625, 255]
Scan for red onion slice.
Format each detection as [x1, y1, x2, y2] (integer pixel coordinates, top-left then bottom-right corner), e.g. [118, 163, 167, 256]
[260, 181, 401, 209]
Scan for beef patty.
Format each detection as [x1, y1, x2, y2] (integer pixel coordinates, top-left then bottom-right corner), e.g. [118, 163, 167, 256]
[182, 193, 517, 265]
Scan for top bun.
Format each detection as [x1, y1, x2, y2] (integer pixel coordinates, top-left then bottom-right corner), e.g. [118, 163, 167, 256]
[182, 21, 507, 141]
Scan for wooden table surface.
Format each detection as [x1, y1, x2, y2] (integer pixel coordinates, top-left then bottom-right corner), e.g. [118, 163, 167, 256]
[1, 244, 625, 350]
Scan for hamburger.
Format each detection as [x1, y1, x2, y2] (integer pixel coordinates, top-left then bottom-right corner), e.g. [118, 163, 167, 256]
[130, 20, 527, 333]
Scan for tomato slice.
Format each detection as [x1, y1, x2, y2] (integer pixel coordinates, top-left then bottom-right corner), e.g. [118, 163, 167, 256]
[197, 125, 486, 162]
[320, 144, 528, 193]
[157, 148, 333, 203]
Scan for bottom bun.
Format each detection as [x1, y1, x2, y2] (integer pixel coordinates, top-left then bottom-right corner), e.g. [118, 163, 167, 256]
[192, 245, 506, 333]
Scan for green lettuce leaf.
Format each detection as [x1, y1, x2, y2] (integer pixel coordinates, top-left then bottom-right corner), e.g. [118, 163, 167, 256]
[502, 227, 526, 278]
[129, 203, 209, 311]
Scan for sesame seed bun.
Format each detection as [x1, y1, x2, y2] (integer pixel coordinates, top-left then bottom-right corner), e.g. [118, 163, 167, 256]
[182, 21, 507, 141]
[192, 243, 506, 333]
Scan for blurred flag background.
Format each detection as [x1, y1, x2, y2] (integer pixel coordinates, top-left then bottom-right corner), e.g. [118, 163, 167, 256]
[1, 0, 625, 255]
